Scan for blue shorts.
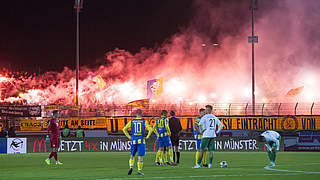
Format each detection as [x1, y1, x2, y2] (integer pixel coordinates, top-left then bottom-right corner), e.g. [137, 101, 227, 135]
[157, 136, 172, 148]
[131, 143, 146, 156]
[196, 139, 201, 151]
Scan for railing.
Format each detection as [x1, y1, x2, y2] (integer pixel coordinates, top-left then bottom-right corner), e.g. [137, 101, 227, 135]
[47, 102, 320, 117]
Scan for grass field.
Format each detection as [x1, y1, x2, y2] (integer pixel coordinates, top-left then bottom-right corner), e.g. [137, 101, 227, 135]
[1, 152, 320, 180]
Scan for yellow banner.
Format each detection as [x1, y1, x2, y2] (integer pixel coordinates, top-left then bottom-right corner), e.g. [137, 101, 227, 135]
[218, 116, 319, 130]
[106, 117, 158, 133]
[20, 115, 320, 131]
[20, 119, 43, 131]
[0, 122, 3, 131]
[105, 116, 320, 133]
[42, 117, 107, 129]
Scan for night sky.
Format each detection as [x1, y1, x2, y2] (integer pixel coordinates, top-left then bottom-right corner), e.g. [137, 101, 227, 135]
[0, 0, 194, 72]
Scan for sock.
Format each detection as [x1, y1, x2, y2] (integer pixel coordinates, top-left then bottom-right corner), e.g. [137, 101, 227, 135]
[168, 148, 174, 163]
[159, 150, 164, 164]
[155, 150, 160, 163]
[137, 162, 143, 172]
[53, 152, 58, 161]
[209, 156, 213, 165]
[195, 151, 199, 165]
[202, 151, 207, 165]
[197, 153, 202, 165]
[272, 150, 276, 163]
[177, 152, 180, 163]
[173, 151, 176, 162]
[163, 150, 168, 163]
[267, 151, 273, 162]
[129, 158, 134, 168]
[48, 152, 54, 159]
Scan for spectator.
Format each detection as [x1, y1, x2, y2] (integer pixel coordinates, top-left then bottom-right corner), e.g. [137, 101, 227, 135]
[0, 127, 7, 138]
[8, 126, 16, 137]
[76, 126, 84, 138]
[62, 124, 70, 138]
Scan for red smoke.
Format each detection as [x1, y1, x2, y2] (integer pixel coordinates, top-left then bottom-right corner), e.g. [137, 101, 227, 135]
[1, 0, 319, 106]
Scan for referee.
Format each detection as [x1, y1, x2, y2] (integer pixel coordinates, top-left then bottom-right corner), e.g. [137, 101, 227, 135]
[169, 110, 182, 165]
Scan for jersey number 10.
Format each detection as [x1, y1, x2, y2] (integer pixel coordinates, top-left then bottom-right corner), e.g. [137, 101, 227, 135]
[158, 119, 164, 128]
[134, 122, 142, 133]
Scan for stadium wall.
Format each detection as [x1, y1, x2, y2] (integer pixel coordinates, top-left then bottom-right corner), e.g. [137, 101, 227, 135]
[27, 136, 269, 153]
[0, 138, 27, 154]
[1, 130, 320, 154]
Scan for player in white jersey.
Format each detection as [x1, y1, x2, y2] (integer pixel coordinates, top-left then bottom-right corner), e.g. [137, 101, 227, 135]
[258, 130, 281, 167]
[193, 105, 223, 169]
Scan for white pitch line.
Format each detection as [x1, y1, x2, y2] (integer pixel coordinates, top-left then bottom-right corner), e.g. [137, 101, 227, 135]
[97, 163, 320, 180]
[264, 166, 320, 174]
[302, 163, 320, 165]
[96, 172, 316, 180]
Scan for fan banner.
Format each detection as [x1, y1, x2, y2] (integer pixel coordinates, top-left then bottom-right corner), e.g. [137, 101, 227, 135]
[0, 106, 41, 117]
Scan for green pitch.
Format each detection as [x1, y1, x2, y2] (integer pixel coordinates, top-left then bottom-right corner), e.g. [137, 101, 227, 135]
[1, 152, 320, 180]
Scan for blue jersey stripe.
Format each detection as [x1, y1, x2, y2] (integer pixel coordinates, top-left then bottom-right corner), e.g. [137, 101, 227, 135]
[194, 116, 201, 136]
[156, 117, 169, 137]
[131, 119, 146, 143]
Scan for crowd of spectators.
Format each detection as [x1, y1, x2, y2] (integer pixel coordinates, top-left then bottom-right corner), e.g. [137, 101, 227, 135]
[0, 126, 16, 138]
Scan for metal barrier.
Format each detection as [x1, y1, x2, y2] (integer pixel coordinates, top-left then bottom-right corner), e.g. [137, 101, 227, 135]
[47, 102, 320, 117]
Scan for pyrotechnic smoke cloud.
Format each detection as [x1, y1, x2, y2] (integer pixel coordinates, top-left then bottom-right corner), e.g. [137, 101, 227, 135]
[1, 0, 319, 106]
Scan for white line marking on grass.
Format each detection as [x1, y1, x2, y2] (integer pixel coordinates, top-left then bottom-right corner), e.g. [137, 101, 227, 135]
[231, 162, 320, 168]
[96, 172, 316, 180]
[264, 166, 320, 174]
[97, 163, 320, 180]
[303, 163, 320, 165]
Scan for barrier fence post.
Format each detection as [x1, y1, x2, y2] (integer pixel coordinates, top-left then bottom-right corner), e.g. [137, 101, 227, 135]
[228, 104, 231, 116]
[311, 102, 315, 115]
[294, 102, 298, 116]
[193, 104, 198, 114]
[245, 103, 248, 116]
[262, 103, 265, 116]
[278, 103, 282, 116]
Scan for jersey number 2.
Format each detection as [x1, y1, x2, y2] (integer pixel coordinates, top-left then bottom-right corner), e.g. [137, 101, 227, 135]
[209, 119, 215, 128]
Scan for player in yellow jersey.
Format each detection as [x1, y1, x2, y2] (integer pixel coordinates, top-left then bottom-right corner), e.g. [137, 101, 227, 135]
[153, 110, 175, 166]
[123, 109, 153, 175]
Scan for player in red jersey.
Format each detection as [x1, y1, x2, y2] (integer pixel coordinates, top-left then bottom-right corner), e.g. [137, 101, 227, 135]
[45, 110, 63, 165]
